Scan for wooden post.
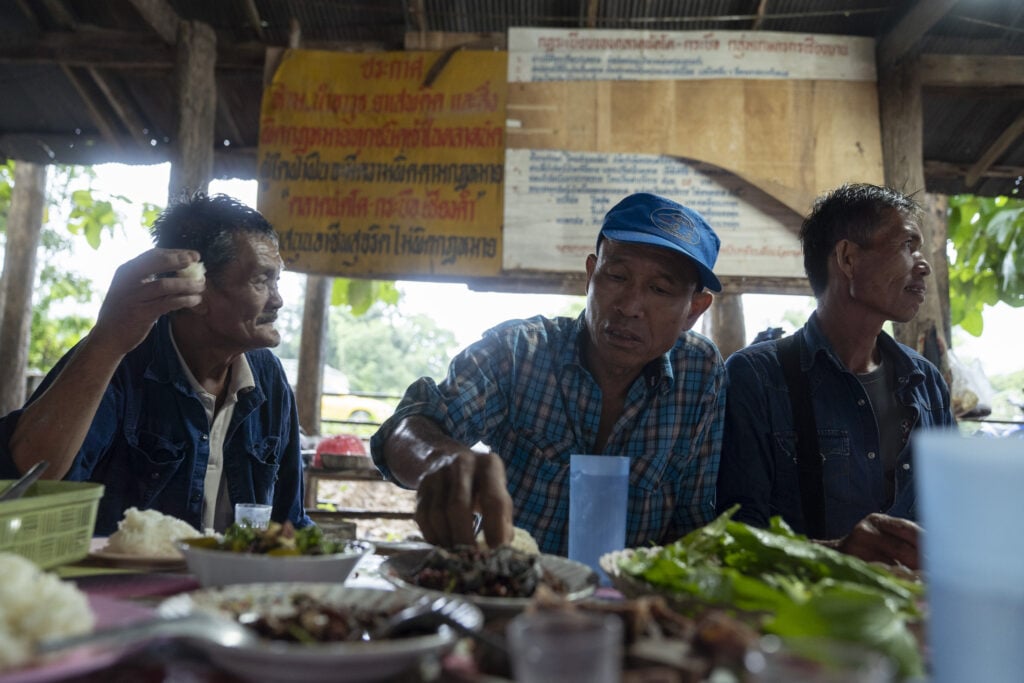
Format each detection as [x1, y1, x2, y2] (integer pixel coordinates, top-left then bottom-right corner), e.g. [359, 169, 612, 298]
[707, 293, 746, 361]
[878, 56, 948, 371]
[0, 162, 47, 414]
[169, 20, 216, 201]
[297, 277, 330, 435]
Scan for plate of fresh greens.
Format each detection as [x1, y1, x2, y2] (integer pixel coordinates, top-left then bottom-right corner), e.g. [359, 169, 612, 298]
[600, 506, 926, 680]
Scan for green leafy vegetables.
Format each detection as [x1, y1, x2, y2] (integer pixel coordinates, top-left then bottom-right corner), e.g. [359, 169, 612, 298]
[616, 507, 925, 678]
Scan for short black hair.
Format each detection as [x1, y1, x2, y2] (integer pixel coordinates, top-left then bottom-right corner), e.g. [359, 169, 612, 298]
[150, 192, 277, 281]
[799, 183, 922, 297]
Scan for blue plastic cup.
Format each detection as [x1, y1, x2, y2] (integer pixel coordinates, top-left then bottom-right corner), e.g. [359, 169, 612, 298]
[568, 454, 629, 583]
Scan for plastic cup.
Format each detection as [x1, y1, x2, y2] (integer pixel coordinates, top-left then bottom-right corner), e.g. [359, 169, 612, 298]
[569, 454, 628, 584]
[915, 430, 1024, 683]
[746, 636, 895, 683]
[507, 610, 622, 683]
[234, 503, 272, 529]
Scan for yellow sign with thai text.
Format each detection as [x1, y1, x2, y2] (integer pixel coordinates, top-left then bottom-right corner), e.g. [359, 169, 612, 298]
[257, 49, 507, 278]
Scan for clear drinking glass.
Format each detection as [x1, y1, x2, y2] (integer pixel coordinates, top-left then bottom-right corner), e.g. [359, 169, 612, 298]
[234, 503, 272, 529]
[507, 611, 622, 683]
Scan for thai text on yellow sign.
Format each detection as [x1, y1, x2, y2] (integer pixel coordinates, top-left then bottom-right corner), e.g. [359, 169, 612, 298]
[257, 50, 507, 278]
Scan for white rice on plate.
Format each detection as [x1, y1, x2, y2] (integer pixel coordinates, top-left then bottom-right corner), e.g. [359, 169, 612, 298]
[104, 507, 204, 558]
[0, 553, 94, 670]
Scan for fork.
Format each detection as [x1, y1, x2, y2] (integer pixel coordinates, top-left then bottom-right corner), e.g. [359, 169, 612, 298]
[373, 595, 507, 654]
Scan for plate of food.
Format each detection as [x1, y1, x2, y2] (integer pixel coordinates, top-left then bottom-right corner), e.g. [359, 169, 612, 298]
[379, 545, 598, 616]
[178, 522, 373, 587]
[87, 507, 207, 570]
[158, 583, 483, 682]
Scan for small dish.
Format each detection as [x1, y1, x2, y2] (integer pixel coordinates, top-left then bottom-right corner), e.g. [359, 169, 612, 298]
[87, 538, 187, 571]
[179, 538, 373, 587]
[380, 550, 598, 616]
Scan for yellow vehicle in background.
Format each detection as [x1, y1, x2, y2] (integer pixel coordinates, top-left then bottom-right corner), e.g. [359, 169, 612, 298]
[320, 393, 396, 426]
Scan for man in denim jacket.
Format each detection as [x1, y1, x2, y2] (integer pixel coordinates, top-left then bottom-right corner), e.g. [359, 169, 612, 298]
[717, 184, 954, 568]
[0, 194, 311, 535]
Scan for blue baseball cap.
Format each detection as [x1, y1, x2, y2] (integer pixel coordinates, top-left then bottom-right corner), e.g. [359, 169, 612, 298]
[597, 192, 722, 292]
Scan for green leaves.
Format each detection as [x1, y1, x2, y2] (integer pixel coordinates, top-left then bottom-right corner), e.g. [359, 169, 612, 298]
[329, 278, 400, 315]
[617, 507, 925, 677]
[948, 194, 1024, 336]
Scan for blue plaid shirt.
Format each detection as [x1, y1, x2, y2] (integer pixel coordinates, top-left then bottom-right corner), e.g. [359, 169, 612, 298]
[371, 314, 725, 555]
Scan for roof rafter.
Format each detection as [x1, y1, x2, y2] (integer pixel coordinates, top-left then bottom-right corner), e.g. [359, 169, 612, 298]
[127, 0, 180, 45]
[877, 0, 958, 69]
[965, 110, 1024, 189]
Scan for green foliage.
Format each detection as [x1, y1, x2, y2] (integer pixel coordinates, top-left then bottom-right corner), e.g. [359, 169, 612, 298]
[0, 162, 151, 375]
[330, 278, 400, 316]
[328, 306, 458, 395]
[947, 195, 1024, 336]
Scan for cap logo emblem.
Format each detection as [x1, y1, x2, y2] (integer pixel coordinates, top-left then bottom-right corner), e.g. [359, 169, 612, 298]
[651, 208, 699, 245]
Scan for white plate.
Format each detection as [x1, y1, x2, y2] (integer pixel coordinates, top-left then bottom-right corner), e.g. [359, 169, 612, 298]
[88, 538, 187, 570]
[379, 550, 598, 616]
[158, 583, 482, 683]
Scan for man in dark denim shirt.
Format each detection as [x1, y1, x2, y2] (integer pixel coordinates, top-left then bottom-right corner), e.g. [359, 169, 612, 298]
[0, 194, 311, 535]
[718, 184, 954, 569]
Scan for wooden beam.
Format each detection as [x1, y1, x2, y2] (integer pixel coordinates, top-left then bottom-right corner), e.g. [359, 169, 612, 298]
[240, 0, 266, 42]
[876, 0, 958, 69]
[168, 21, 216, 200]
[404, 32, 505, 51]
[215, 89, 245, 148]
[925, 159, 1024, 179]
[920, 54, 1024, 88]
[0, 163, 47, 414]
[0, 31, 387, 68]
[751, 0, 769, 30]
[407, 0, 428, 35]
[127, 0, 179, 45]
[965, 109, 1024, 189]
[585, 0, 600, 29]
[59, 64, 121, 150]
[86, 67, 152, 150]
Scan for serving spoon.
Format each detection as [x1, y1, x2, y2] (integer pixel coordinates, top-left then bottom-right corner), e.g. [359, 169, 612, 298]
[36, 612, 260, 656]
[0, 461, 49, 503]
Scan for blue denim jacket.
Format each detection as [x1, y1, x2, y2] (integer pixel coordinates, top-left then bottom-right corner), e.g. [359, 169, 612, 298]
[717, 313, 954, 539]
[0, 316, 312, 535]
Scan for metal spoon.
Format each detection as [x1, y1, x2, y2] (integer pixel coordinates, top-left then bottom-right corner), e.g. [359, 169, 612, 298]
[36, 612, 260, 656]
[373, 594, 505, 654]
[0, 461, 49, 503]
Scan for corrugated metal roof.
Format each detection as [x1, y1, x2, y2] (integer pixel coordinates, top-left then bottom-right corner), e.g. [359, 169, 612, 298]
[1, 0, 1022, 196]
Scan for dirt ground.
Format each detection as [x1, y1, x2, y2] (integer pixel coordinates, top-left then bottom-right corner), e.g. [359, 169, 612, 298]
[314, 479, 421, 541]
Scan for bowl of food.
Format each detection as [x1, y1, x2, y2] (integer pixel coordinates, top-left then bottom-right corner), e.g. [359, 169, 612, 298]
[380, 545, 598, 616]
[179, 522, 373, 587]
[158, 584, 482, 683]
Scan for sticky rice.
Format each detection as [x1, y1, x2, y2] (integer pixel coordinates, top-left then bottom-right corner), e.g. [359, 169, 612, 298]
[177, 260, 205, 280]
[104, 507, 203, 558]
[0, 553, 94, 670]
[479, 526, 540, 555]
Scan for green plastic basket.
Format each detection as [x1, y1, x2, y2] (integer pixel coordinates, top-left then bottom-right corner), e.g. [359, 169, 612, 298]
[0, 480, 104, 569]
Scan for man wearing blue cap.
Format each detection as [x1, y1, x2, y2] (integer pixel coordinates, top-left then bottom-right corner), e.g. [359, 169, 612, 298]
[371, 192, 725, 553]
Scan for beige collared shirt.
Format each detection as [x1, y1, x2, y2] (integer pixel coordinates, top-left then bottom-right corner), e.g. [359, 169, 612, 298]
[170, 332, 255, 532]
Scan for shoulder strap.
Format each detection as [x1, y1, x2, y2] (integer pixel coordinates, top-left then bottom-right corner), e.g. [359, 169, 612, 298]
[776, 335, 827, 538]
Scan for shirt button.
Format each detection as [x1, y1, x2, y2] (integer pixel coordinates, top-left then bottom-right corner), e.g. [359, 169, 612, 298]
[150, 472, 160, 480]
[867, 451, 876, 459]
[201, 434, 209, 441]
[902, 463, 911, 470]
[191, 492, 202, 502]
[857, 399, 866, 406]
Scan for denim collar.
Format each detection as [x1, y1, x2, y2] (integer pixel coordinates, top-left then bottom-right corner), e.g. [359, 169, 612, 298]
[800, 311, 925, 390]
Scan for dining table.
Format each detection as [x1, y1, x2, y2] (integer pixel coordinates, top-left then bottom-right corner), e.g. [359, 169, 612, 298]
[11, 549, 496, 683]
